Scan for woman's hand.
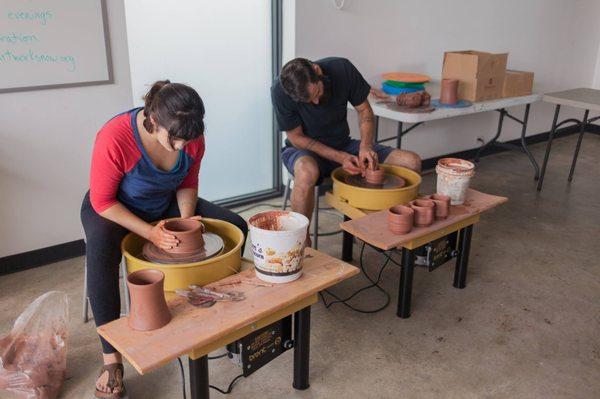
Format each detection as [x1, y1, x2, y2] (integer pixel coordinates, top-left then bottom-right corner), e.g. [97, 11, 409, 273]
[148, 220, 179, 250]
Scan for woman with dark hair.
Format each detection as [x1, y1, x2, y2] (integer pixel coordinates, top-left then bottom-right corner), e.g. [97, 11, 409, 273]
[80, 80, 248, 398]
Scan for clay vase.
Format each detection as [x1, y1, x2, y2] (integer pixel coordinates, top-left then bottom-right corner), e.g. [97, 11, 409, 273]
[387, 205, 414, 235]
[440, 79, 458, 105]
[429, 193, 451, 220]
[365, 167, 386, 185]
[163, 219, 205, 254]
[127, 269, 171, 331]
[410, 199, 435, 227]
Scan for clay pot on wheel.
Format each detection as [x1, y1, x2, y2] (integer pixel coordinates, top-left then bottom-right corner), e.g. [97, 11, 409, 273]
[440, 79, 458, 105]
[163, 219, 205, 254]
[127, 269, 171, 331]
[409, 199, 435, 227]
[365, 168, 386, 185]
[387, 205, 414, 235]
[429, 193, 451, 220]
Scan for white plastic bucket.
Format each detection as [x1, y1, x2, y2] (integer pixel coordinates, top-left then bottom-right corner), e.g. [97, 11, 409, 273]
[436, 158, 475, 205]
[248, 211, 309, 283]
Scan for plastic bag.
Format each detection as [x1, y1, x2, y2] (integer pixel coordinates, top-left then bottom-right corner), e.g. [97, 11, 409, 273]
[0, 291, 69, 399]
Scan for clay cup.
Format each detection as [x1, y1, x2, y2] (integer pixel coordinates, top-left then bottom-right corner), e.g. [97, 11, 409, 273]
[387, 205, 414, 235]
[440, 79, 458, 105]
[410, 199, 435, 227]
[365, 167, 386, 185]
[127, 269, 171, 331]
[429, 193, 451, 220]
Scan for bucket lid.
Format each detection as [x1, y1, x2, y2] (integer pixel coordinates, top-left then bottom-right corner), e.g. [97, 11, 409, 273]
[436, 158, 475, 177]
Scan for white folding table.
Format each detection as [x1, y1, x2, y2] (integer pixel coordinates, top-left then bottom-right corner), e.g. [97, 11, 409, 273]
[349, 93, 542, 178]
[537, 88, 600, 190]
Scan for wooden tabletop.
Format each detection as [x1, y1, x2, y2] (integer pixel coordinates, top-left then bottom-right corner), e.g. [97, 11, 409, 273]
[348, 93, 541, 123]
[340, 189, 507, 251]
[543, 88, 600, 112]
[97, 248, 359, 374]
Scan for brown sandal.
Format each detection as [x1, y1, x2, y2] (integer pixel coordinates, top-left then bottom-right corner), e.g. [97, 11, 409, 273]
[94, 363, 128, 399]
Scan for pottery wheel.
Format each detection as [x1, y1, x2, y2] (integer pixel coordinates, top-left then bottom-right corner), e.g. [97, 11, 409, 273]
[142, 233, 224, 264]
[344, 174, 406, 189]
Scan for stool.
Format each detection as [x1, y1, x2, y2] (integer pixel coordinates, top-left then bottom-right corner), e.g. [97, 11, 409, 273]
[82, 247, 130, 323]
[281, 176, 332, 250]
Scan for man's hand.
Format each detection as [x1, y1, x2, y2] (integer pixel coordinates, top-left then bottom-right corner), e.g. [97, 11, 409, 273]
[341, 153, 362, 175]
[359, 145, 379, 172]
[148, 220, 179, 250]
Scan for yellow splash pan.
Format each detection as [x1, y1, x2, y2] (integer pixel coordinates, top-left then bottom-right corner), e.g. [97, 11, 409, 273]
[332, 164, 421, 210]
[121, 218, 244, 292]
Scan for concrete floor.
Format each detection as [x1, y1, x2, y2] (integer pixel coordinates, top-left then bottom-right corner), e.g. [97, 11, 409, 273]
[1, 134, 599, 399]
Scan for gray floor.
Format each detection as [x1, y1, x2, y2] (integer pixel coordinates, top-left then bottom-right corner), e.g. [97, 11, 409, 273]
[1, 134, 599, 399]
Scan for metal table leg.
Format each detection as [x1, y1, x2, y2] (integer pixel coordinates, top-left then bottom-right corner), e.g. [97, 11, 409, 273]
[293, 306, 311, 390]
[568, 109, 589, 182]
[453, 225, 473, 289]
[519, 104, 540, 180]
[374, 115, 379, 142]
[189, 356, 210, 399]
[537, 105, 561, 191]
[397, 248, 415, 318]
[475, 108, 506, 162]
[342, 215, 353, 262]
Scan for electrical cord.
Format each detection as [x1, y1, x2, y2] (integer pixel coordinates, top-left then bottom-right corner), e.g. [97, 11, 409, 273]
[208, 353, 228, 360]
[210, 374, 244, 395]
[319, 242, 392, 313]
[176, 357, 245, 398]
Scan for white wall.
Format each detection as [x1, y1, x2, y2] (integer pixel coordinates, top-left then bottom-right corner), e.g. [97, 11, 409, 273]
[295, 0, 600, 159]
[0, 1, 132, 257]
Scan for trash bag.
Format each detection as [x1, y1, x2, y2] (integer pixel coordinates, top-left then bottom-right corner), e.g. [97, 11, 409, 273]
[0, 291, 69, 399]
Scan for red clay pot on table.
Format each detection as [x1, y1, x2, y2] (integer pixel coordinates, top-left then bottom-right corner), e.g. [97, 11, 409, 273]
[429, 193, 451, 220]
[127, 269, 171, 331]
[163, 219, 205, 254]
[387, 205, 414, 235]
[410, 199, 435, 227]
[365, 168, 386, 185]
[440, 79, 458, 105]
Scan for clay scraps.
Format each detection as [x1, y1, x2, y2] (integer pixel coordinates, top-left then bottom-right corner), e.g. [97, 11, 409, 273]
[176, 285, 246, 308]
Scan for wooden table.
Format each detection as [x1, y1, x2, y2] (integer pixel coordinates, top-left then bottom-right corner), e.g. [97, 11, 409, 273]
[326, 189, 507, 318]
[349, 93, 542, 178]
[537, 88, 600, 190]
[98, 248, 359, 398]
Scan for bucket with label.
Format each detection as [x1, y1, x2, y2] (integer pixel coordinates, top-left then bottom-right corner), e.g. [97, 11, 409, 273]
[248, 211, 309, 283]
[436, 158, 475, 205]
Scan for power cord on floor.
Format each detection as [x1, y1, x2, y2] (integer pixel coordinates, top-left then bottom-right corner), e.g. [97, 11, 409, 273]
[319, 242, 396, 313]
[177, 356, 245, 398]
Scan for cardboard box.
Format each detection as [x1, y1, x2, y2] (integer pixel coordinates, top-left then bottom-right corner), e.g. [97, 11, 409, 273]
[442, 50, 508, 102]
[502, 70, 533, 98]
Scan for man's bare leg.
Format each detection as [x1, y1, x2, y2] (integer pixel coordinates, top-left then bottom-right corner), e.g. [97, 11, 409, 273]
[291, 156, 320, 246]
[383, 149, 422, 173]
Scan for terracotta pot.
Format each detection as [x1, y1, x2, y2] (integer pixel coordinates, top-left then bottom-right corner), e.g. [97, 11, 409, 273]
[429, 193, 451, 220]
[163, 219, 205, 254]
[365, 168, 385, 185]
[440, 79, 458, 105]
[127, 269, 171, 331]
[387, 205, 414, 235]
[410, 199, 435, 227]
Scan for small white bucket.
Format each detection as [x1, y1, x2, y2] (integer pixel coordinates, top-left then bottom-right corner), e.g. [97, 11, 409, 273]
[248, 211, 309, 283]
[436, 158, 475, 205]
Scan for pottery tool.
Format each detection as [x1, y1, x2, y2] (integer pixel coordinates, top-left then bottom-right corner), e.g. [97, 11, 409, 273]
[189, 285, 246, 302]
[175, 289, 216, 308]
[209, 278, 274, 288]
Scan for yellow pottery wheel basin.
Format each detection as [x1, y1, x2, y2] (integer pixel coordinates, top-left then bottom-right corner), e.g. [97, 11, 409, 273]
[121, 218, 244, 291]
[332, 164, 421, 210]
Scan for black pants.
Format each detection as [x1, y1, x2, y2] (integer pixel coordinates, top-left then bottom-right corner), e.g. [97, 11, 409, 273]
[80, 192, 248, 354]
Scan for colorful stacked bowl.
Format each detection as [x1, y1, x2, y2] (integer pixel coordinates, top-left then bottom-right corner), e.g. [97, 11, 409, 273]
[381, 72, 430, 95]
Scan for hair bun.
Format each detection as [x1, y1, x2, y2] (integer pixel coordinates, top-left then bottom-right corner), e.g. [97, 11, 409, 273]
[143, 80, 171, 117]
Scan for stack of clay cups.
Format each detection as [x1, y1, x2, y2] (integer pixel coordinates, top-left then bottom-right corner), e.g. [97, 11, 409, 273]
[387, 193, 452, 235]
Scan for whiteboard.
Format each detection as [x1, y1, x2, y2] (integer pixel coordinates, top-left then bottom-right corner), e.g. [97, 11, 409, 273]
[0, 0, 112, 93]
